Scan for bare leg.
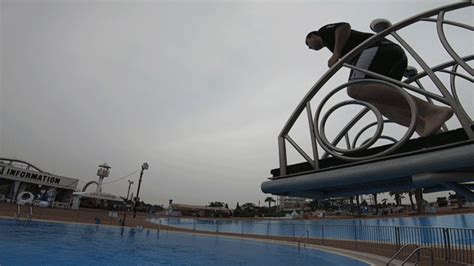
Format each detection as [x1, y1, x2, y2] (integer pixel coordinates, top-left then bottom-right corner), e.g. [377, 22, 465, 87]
[347, 84, 453, 136]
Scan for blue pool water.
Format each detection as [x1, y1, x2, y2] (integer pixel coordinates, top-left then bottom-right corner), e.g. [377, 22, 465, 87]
[161, 213, 474, 229]
[0, 219, 368, 265]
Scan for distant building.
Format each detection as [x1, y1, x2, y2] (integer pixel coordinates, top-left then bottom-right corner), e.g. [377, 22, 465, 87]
[168, 203, 231, 217]
[0, 159, 78, 206]
[277, 196, 307, 212]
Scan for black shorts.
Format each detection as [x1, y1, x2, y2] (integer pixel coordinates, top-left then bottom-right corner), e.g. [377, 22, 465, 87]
[349, 44, 407, 81]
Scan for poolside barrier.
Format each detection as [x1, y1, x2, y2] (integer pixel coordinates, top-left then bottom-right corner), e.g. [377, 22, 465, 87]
[158, 218, 474, 265]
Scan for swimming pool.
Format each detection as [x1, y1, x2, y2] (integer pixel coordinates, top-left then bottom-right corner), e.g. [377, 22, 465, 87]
[156, 214, 474, 245]
[0, 218, 368, 265]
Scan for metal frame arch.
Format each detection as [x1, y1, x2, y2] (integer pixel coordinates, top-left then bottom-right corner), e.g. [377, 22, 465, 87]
[82, 181, 100, 192]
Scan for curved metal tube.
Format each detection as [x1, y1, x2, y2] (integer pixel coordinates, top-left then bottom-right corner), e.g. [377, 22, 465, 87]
[82, 181, 100, 192]
[319, 100, 384, 155]
[420, 17, 474, 30]
[391, 30, 473, 138]
[403, 55, 474, 83]
[321, 107, 370, 159]
[440, 69, 474, 83]
[344, 63, 449, 104]
[386, 243, 419, 266]
[314, 79, 417, 161]
[436, 11, 473, 76]
[352, 120, 396, 148]
[401, 247, 434, 266]
[449, 64, 473, 124]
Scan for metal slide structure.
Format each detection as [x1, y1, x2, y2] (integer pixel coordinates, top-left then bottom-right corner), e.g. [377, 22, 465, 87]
[261, 2, 474, 201]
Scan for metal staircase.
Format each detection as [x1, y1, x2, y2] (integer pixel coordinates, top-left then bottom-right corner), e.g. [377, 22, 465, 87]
[387, 244, 434, 266]
[15, 204, 33, 225]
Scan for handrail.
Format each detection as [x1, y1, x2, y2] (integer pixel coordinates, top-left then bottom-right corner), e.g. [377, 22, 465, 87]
[13, 204, 33, 225]
[297, 230, 309, 250]
[401, 247, 434, 266]
[15, 204, 21, 223]
[386, 244, 419, 265]
[278, 2, 473, 176]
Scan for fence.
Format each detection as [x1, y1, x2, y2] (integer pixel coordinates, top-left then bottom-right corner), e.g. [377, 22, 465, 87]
[156, 218, 473, 265]
[0, 202, 152, 228]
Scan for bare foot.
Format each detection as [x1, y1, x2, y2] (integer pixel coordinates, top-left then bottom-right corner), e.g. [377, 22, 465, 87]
[420, 106, 453, 137]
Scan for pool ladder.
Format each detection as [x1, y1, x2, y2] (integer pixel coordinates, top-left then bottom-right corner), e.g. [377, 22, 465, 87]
[15, 204, 33, 225]
[387, 244, 434, 266]
[297, 230, 310, 250]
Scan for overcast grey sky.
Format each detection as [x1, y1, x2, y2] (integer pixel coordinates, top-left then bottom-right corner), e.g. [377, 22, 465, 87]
[1, 0, 472, 207]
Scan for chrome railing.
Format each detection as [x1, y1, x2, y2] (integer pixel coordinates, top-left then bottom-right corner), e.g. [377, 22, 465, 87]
[401, 246, 434, 266]
[387, 243, 420, 266]
[278, 2, 473, 175]
[297, 230, 309, 250]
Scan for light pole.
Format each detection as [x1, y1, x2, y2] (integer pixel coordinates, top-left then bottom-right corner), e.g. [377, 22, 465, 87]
[126, 180, 134, 201]
[133, 162, 149, 218]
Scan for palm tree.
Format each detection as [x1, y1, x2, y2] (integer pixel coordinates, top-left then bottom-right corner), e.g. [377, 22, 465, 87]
[264, 197, 276, 208]
[415, 188, 424, 214]
[407, 190, 416, 211]
[389, 192, 404, 206]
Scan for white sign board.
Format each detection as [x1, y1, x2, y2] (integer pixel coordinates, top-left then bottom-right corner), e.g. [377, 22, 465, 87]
[0, 163, 79, 190]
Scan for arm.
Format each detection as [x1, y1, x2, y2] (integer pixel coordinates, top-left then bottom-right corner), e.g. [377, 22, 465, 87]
[328, 23, 351, 67]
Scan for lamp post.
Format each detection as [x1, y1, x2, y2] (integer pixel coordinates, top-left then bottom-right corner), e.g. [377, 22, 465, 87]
[133, 162, 149, 218]
[126, 180, 134, 201]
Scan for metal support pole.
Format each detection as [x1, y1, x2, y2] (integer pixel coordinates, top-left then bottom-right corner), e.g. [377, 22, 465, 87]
[395, 227, 401, 250]
[443, 228, 451, 262]
[321, 225, 325, 245]
[133, 163, 148, 218]
[354, 226, 358, 250]
[126, 180, 134, 201]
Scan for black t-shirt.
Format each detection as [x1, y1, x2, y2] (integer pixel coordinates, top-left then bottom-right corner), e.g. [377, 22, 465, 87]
[318, 22, 392, 56]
